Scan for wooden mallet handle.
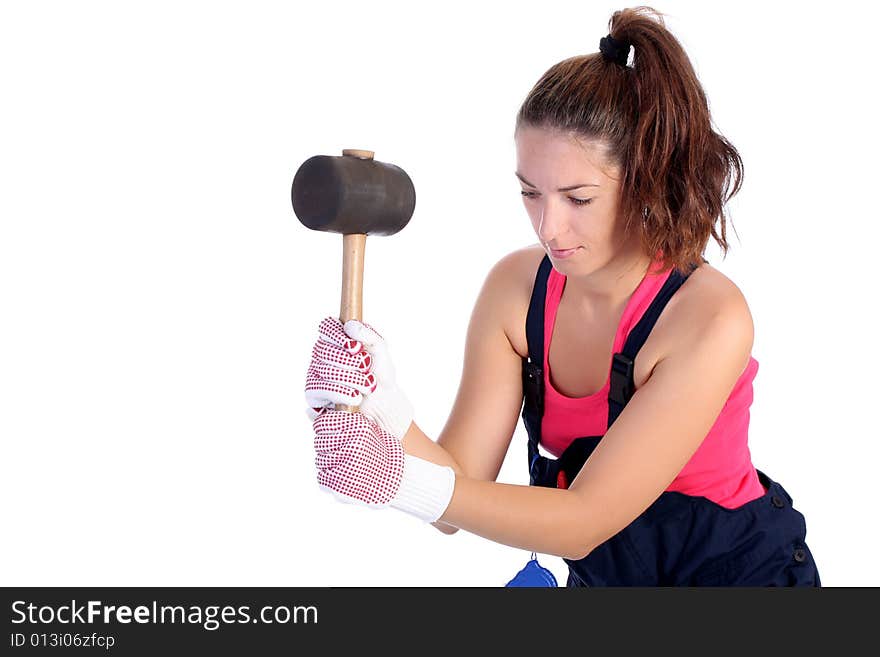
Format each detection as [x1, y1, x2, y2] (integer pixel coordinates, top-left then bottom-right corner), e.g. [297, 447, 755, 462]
[336, 231, 365, 413]
[335, 149, 373, 412]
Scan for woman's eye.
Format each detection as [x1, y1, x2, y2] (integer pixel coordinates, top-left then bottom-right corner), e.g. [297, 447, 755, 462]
[520, 191, 593, 206]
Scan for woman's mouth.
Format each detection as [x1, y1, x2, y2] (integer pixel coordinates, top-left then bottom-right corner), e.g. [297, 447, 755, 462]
[550, 247, 581, 259]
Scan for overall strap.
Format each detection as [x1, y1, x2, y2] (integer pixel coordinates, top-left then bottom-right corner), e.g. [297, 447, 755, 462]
[522, 254, 553, 467]
[606, 263, 699, 428]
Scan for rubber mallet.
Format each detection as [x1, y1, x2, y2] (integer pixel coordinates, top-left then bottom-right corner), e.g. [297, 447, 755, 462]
[291, 148, 416, 412]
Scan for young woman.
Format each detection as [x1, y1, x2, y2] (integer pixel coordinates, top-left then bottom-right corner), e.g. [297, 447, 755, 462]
[304, 6, 820, 586]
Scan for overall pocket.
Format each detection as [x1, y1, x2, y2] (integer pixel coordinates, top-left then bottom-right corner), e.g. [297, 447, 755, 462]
[686, 470, 818, 586]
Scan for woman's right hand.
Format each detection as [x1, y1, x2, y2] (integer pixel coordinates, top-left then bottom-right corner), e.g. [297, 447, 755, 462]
[305, 316, 376, 418]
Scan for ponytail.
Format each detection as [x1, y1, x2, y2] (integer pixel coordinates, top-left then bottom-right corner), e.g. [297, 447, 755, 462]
[515, 6, 744, 273]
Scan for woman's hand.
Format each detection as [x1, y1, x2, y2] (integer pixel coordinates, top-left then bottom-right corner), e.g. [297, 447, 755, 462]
[304, 316, 414, 440]
[304, 316, 375, 416]
[313, 408, 455, 523]
[313, 408, 404, 507]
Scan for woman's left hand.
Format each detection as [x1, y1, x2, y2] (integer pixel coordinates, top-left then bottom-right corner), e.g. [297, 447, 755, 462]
[312, 408, 456, 523]
[313, 408, 405, 508]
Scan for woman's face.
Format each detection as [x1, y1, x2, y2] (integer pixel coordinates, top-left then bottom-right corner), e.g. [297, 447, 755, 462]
[515, 124, 639, 276]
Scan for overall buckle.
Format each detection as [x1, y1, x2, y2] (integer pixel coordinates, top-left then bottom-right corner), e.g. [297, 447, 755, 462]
[609, 353, 635, 406]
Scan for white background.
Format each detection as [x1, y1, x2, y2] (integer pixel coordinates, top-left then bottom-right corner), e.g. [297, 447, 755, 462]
[2, 0, 877, 587]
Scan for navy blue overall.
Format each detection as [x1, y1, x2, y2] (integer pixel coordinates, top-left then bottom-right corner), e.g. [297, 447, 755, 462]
[521, 255, 821, 586]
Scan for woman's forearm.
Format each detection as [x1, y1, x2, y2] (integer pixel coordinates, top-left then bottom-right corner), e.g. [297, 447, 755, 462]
[402, 420, 463, 473]
[401, 420, 463, 534]
[439, 476, 592, 559]
[400, 421, 593, 556]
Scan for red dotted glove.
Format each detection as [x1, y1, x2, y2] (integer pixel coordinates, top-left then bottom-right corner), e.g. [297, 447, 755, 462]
[305, 316, 414, 440]
[313, 408, 456, 523]
[304, 317, 376, 418]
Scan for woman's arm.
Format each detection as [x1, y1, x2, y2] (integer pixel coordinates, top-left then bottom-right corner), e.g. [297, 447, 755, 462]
[402, 421, 464, 534]
[406, 251, 531, 534]
[421, 290, 755, 559]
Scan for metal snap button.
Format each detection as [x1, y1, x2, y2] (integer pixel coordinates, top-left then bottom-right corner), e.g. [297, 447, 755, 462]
[771, 495, 785, 508]
[793, 548, 807, 563]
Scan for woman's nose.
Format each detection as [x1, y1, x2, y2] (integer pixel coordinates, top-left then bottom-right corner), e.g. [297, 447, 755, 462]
[536, 203, 566, 243]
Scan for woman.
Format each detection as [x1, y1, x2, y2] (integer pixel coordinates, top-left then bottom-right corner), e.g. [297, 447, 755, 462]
[304, 6, 820, 586]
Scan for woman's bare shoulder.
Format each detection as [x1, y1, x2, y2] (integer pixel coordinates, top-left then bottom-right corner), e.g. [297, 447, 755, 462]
[480, 243, 546, 359]
[661, 262, 754, 354]
[490, 243, 546, 289]
[677, 263, 752, 316]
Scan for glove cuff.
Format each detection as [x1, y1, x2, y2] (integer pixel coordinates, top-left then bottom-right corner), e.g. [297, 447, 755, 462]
[390, 454, 456, 523]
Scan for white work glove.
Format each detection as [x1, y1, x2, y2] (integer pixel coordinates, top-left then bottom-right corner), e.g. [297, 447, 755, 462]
[304, 316, 415, 441]
[312, 408, 455, 523]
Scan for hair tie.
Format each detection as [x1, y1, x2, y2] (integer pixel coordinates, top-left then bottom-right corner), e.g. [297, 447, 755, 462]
[599, 34, 630, 67]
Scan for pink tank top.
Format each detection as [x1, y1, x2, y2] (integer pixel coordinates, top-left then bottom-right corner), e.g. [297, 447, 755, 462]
[540, 261, 766, 509]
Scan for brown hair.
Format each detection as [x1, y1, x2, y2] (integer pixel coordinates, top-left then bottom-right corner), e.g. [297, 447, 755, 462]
[515, 6, 744, 274]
